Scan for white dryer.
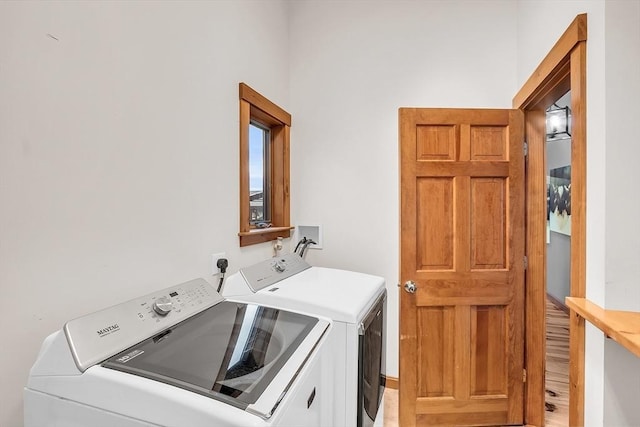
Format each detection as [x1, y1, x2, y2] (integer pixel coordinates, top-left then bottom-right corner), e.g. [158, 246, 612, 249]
[223, 254, 387, 427]
[25, 278, 331, 427]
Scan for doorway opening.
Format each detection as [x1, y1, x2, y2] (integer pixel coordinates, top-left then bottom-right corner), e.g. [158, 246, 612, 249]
[544, 90, 571, 426]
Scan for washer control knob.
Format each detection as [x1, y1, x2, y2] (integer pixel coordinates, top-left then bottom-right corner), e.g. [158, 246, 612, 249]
[153, 296, 173, 316]
[274, 260, 286, 273]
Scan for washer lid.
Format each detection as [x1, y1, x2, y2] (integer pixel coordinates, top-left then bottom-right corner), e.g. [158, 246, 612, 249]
[239, 267, 386, 323]
[102, 301, 328, 419]
[64, 278, 223, 372]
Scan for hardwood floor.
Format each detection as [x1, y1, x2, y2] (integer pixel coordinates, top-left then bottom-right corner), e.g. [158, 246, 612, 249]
[382, 297, 569, 426]
[545, 298, 569, 427]
[383, 386, 398, 426]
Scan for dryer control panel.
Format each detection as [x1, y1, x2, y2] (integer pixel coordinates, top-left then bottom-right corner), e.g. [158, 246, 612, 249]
[64, 278, 222, 372]
[240, 253, 311, 292]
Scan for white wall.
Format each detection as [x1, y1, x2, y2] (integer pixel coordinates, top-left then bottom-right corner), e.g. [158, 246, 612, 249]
[0, 1, 289, 426]
[603, 1, 640, 425]
[546, 135, 572, 303]
[519, 1, 640, 426]
[518, 3, 608, 425]
[288, 0, 519, 378]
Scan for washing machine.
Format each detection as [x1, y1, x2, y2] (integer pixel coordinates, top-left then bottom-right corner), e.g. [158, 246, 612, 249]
[24, 278, 332, 427]
[223, 253, 387, 427]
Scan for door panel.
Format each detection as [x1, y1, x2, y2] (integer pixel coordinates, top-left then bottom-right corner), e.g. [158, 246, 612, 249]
[471, 178, 506, 269]
[417, 306, 455, 398]
[399, 108, 524, 426]
[416, 178, 454, 270]
[471, 305, 507, 396]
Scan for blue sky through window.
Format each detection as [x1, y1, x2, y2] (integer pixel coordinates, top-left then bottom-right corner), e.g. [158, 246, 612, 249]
[249, 124, 265, 191]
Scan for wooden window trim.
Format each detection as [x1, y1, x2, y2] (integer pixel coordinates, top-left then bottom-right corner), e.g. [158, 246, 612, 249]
[239, 83, 292, 247]
[240, 83, 291, 126]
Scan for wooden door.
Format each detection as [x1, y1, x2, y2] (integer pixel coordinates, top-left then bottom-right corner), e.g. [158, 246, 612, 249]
[399, 108, 525, 426]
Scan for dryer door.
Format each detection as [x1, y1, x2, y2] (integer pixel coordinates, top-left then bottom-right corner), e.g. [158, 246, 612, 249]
[357, 291, 387, 427]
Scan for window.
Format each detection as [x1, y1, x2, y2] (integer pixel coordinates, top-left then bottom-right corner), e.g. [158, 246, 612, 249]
[249, 122, 270, 223]
[238, 83, 292, 247]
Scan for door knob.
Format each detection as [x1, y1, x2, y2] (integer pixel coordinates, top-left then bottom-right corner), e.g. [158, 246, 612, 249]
[404, 281, 417, 293]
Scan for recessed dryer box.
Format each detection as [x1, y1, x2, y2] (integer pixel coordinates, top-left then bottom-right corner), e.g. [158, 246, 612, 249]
[295, 225, 322, 250]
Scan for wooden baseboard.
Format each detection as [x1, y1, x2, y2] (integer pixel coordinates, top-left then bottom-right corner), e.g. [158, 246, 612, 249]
[385, 376, 398, 389]
[547, 292, 570, 314]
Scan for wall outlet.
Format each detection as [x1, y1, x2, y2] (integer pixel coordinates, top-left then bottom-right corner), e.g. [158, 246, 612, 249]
[211, 252, 227, 275]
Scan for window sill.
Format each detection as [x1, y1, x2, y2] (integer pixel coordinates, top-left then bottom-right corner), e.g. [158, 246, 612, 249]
[238, 226, 294, 247]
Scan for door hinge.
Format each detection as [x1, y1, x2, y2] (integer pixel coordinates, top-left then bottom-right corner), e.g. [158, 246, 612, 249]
[523, 368, 527, 383]
[524, 141, 529, 157]
[524, 255, 528, 270]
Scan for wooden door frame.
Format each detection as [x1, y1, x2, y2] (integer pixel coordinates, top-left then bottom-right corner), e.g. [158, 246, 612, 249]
[512, 14, 587, 427]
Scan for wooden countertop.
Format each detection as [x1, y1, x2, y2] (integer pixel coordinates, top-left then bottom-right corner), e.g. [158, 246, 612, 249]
[566, 297, 640, 358]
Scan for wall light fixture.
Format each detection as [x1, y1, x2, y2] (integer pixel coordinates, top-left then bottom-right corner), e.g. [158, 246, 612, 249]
[546, 103, 572, 140]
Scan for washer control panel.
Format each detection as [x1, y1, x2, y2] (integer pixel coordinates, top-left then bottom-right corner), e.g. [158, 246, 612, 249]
[133, 280, 217, 324]
[64, 278, 222, 372]
[240, 253, 311, 292]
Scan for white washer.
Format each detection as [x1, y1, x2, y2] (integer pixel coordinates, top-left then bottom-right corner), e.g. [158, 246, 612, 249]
[25, 278, 332, 427]
[223, 254, 387, 427]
